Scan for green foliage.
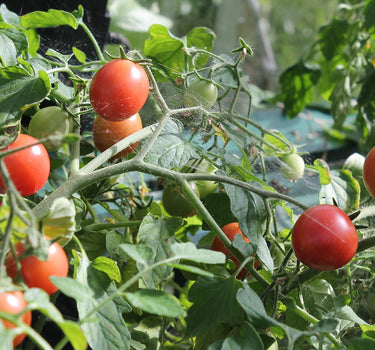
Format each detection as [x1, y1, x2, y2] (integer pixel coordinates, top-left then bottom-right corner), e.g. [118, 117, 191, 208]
[0, 3, 375, 350]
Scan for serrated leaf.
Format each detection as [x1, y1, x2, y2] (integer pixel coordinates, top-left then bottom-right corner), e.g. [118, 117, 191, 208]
[75, 253, 132, 350]
[20, 8, 78, 29]
[313, 158, 331, 185]
[0, 67, 50, 126]
[185, 276, 244, 337]
[125, 289, 186, 317]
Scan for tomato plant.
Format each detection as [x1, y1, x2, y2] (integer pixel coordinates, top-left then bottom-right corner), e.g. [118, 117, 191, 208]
[6, 240, 69, 295]
[183, 79, 218, 109]
[280, 153, 305, 181]
[0, 4, 375, 350]
[162, 182, 199, 217]
[0, 134, 50, 197]
[211, 222, 258, 279]
[93, 113, 142, 159]
[292, 204, 358, 271]
[363, 146, 375, 197]
[89, 59, 149, 121]
[28, 106, 72, 151]
[0, 291, 31, 347]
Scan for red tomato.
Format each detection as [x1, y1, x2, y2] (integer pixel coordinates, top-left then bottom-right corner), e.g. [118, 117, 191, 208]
[292, 204, 358, 271]
[211, 222, 258, 279]
[89, 59, 149, 121]
[363, 146, 375, 197]
[6, 240, 69, 295]
[93, 113, 142, 159]
[0, 291, 32, 347]
[0, 134, 50, 197]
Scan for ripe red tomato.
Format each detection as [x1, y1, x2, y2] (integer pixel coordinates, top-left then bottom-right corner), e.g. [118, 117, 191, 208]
[0, 134, 50, 196]
[6, 240, 69, 295]
[162, 183, 199, 218]
[292, 204, 358, 271]
[89, 59, 149, 121]
[211, 222, 258, 279]
[0, 291, 32, 347]
[93, 113, 142, 159]
[363, 146, 375, 197]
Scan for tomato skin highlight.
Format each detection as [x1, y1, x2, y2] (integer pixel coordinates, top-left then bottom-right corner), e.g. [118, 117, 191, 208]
[89, 59, 149, 121]
[0, 291, 32, 347]
[363, 146, 375, 197]
[291, 204, 358, 271]
[6, 241, 69, 295]
[93, 113, 142, 159]
[0, 134, 50, 197]
[211, 222, 258, 279]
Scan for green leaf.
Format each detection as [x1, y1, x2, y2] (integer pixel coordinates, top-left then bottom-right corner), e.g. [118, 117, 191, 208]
[0, 67, 51, 126]
[186, 27, 216, 68]
[0, 28, 28, 66]
[263, 130, 291, 157]
[91, 256, 121, 283]
[329, 74, 352, 128]
[313, 158, 331, 185]
[0, 4, 20, 25]
[167, 262, 214, 277]
[144, 24, 215, 80]
[137, 214, 180, 287]
[120, 243, 156, 268]
[125, 289, 186, 317]
[170, 242, 226, 264]
[203, 192, 238, 230]
[364, 0, 375, 32]
[144, 118, 198, 169]
[208, 322, 263, 350]
[75, 252, 132, 350]
[185, 276, 244, 337]
[224, 184, 273, 271]
[348, 338, 375, 350]
[319, 168, 360, 211]
[24, 288, 87, 350]
[49, 276, 94, 301]
[20, 8, 78, 29]
[319, 19, 349, 60]
[72, 46, 86, 63]
[279, 61, 321, 118]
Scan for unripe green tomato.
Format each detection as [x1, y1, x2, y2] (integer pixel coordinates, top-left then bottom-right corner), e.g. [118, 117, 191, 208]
[183, 80, 218, 110]
[343, 152, 365, 178]
[281, 153, 305, 181]
[162, 182, 199, 218]
[28, 106, 72, 151]
[182, 159, 219, 200]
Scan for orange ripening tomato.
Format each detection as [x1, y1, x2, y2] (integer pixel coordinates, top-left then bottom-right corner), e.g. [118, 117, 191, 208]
[0, 291, 32, 347]
[93, 113, 143, 159]
[6, 240, 69, 295]
[210, 222, 259, 279]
